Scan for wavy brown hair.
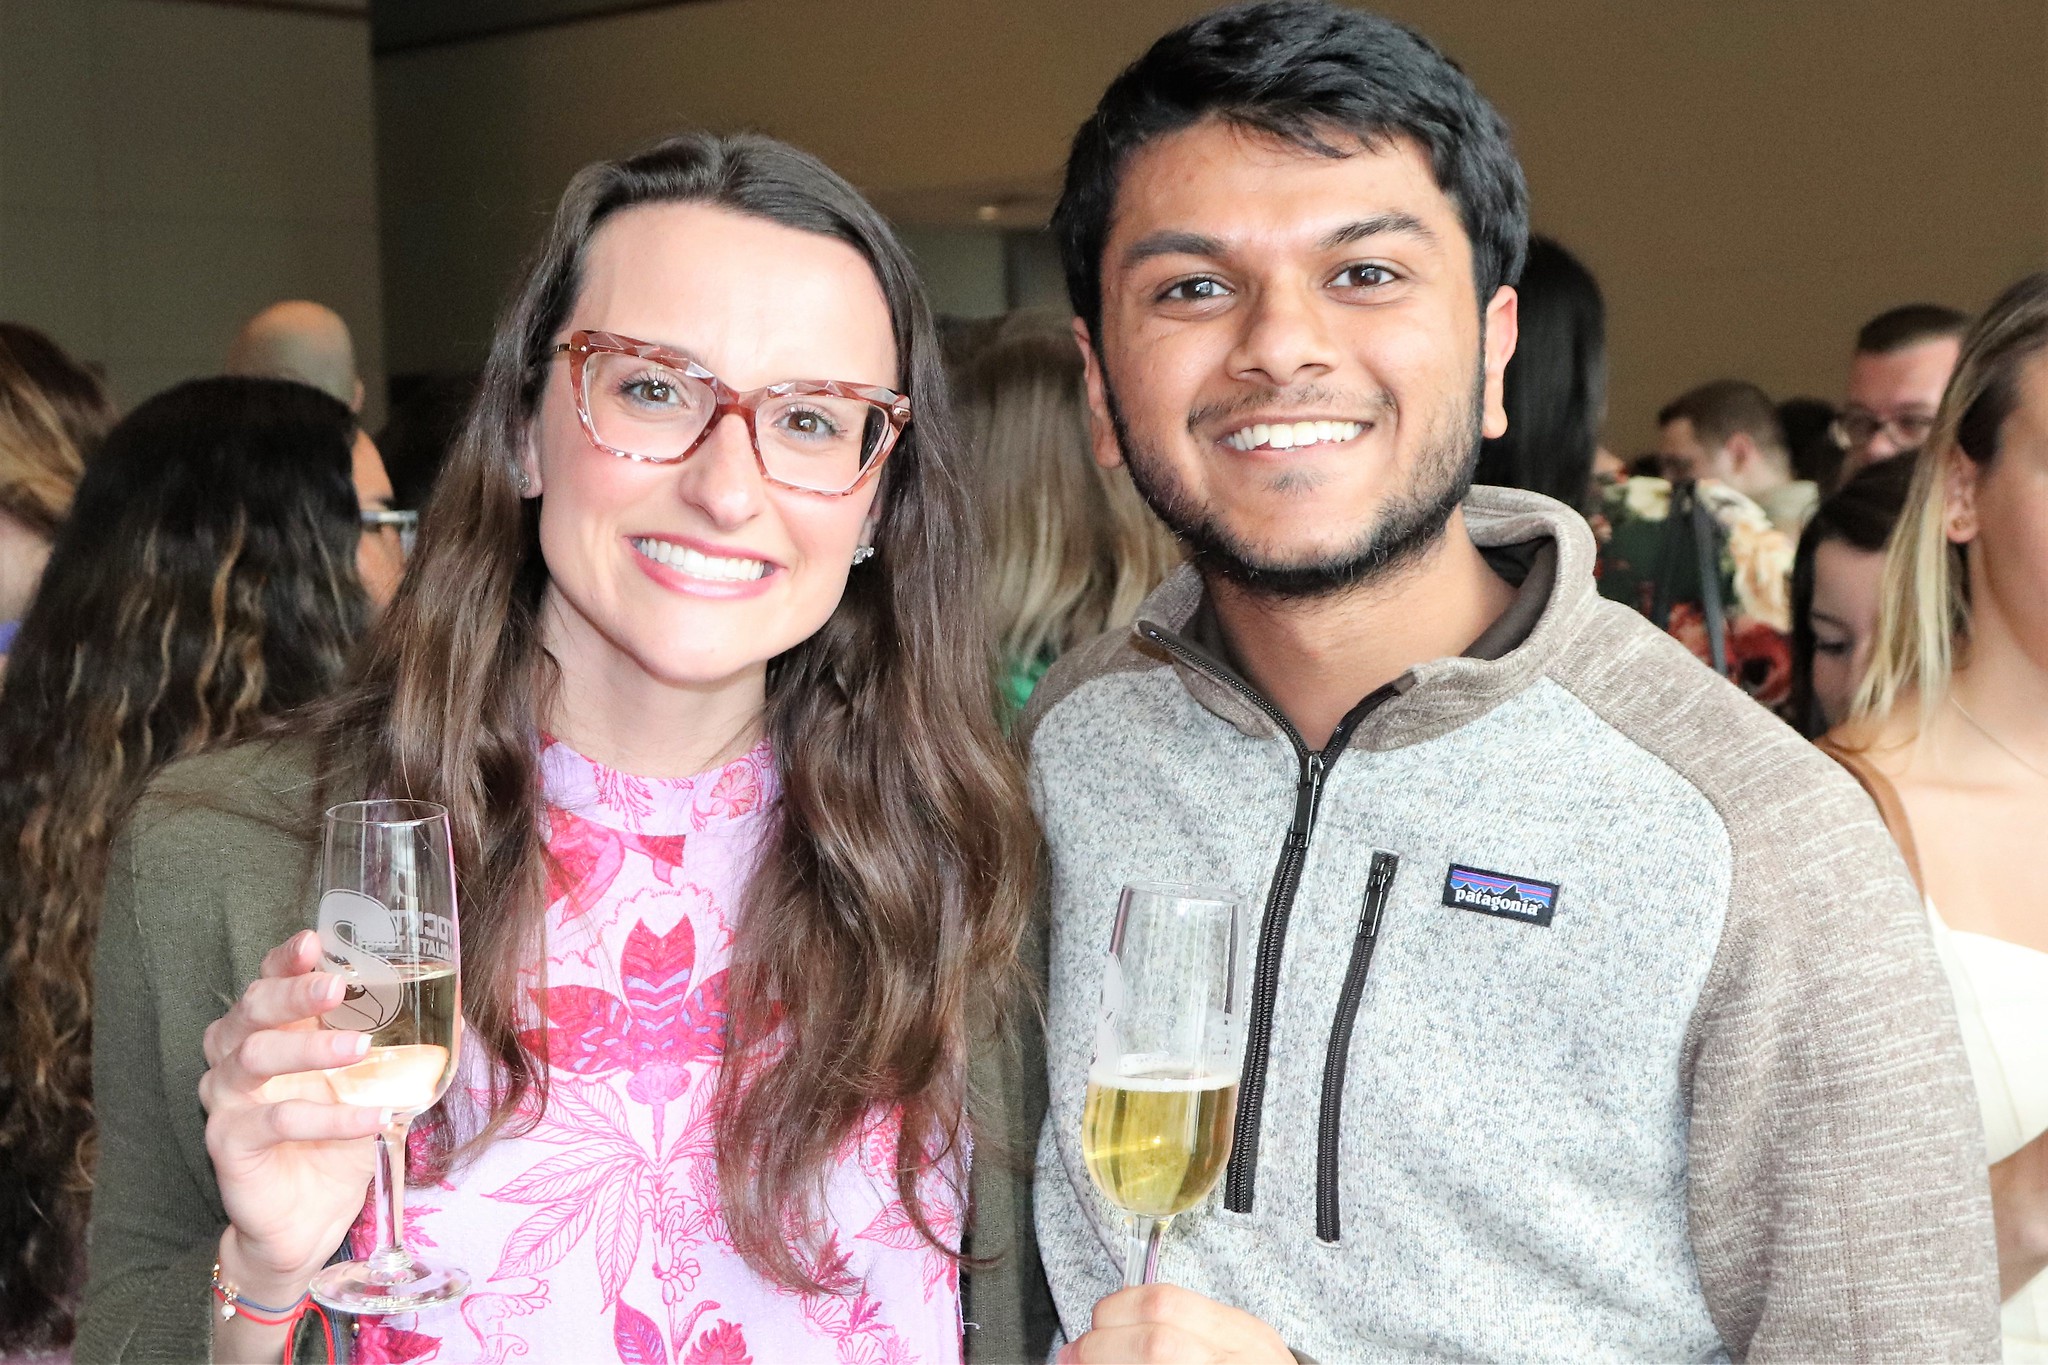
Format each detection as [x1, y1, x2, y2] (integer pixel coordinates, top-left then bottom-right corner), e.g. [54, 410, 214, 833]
[0, 377, 365, 1354]
[0, 323, 111, 540]
[315, 131, 1037, 1291]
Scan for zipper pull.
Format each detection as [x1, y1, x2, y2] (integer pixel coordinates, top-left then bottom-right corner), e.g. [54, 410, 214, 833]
[1292, 751, 1326, 836]
[1359, 850, 1398, 940]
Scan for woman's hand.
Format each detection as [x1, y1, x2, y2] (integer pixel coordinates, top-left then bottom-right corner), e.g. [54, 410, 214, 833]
[200, 930, 385, 1293]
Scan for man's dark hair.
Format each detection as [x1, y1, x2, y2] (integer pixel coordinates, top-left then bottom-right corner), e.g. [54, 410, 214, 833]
[1053, 0, 1529, 339]
[1658, 380, 1787, 458]
[1854, 303, 1967, 356]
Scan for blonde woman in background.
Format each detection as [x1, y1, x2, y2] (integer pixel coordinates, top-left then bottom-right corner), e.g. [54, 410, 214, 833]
[0, 325, 111, 670]
[1821, 270, 2048, 1357]
[956, 311, 1180, 708]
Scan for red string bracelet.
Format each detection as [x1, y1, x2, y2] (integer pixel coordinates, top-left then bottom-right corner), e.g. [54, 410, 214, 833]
[209, 1282, 303, 1326]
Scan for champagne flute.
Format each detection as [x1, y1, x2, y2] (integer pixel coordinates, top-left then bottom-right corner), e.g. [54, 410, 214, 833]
[308, 799, 470, 1314]
[1080, 881, 1242, 1288]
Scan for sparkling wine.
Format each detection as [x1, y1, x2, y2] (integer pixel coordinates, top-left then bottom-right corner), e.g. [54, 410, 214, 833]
[1081, 1068, 1240, 1219]
[324, 957, 458, 1113]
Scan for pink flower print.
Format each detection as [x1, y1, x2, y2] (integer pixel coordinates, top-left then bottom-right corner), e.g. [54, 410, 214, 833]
[614, 1300, 668, 1365]
[521, 917, 729, 1110]
[682, 1320, 754, 1365]
[486, 1079, 652, 1303]
[351, 1323, 442, 1363]
[595, 763, 658, 826]
[692, 755, 764, 828]
[545, 808, 627, 922]
[628, 832, 690, 885]
[459, 1282, 550, 1365]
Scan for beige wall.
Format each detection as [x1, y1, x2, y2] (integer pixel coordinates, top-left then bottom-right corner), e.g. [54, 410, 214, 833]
[0, 0, 385, 419]
[374, 0, 2048, 450]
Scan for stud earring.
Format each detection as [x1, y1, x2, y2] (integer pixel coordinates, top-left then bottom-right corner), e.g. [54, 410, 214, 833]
[517, 470, 533, 496]
[852, 545, 875, 565]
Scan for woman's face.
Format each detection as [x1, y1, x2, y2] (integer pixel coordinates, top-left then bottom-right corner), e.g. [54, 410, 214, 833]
[1809, 538, 1887, 729]
[1950, 349, 2048, 674]
[528, 202, 894, 692]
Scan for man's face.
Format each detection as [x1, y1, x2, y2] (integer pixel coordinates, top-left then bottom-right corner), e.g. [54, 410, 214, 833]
[1839, 336, 1960, 475]
[1077, 119, 1516, 597]
[1656, 417, 1718, 483]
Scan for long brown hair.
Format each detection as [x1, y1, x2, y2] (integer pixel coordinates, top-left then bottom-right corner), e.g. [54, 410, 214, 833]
[317, 131, 1037, 1290]
[957, 311, 1181, 672]
[0, 377, 365, 1354]
[0, 323, 111, 540]
[1853, 272, 2048, 734]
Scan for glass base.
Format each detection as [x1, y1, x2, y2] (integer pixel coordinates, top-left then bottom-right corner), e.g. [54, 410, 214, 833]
[310, 1253, 469, 1315]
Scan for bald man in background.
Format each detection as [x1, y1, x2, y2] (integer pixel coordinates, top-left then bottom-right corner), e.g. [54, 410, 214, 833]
[225, 301, 404, 606]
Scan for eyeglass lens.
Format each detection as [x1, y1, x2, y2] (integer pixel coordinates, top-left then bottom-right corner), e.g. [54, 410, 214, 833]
[1831, 411, 1935, 449]
[583, 351, 889, 491]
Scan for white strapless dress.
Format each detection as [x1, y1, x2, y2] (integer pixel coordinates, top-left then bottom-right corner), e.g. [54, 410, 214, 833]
[1929, 903, 2048, 1361]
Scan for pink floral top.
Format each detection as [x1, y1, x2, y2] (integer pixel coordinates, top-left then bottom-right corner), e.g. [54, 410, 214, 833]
[350, 739, 964, 1365]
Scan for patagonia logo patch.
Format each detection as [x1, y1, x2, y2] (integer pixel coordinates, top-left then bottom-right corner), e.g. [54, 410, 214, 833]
[1442, 865, 1558, 926]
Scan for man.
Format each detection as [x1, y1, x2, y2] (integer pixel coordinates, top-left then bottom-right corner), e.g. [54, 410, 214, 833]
[1021, 4, 1997, 1361]
[1657, 378, 1817, 533]
[225, 300, 405, 606]
[1834, 303, 1966, 483]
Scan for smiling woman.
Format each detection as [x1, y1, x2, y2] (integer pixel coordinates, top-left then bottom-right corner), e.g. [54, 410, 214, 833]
[76, 131, 1039, 1365]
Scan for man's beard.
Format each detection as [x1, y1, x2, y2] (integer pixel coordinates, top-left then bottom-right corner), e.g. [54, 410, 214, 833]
[1104, 364, 1485, 601]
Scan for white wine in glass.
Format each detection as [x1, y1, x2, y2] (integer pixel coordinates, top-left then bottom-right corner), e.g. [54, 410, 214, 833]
[1080, 881, 1242, 1287]
[310, 799, 469, 1314]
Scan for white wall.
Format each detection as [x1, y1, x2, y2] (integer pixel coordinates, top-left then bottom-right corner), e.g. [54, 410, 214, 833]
[0, 0, 386, 419]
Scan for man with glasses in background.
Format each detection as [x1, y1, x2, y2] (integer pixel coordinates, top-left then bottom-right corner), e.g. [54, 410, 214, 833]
[1832, 303, 1967, 485]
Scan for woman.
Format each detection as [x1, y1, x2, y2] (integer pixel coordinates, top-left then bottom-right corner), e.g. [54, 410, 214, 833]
[1785, 454, 1915, 736]
[0, 324, 113, 670]
[0, 377, 366, 1359]
[1821, 270, 2048, 1356]
[78, 133, 1036, 1365]
[955, 311, 1179, 708]
[1473, 236, 1607, 511]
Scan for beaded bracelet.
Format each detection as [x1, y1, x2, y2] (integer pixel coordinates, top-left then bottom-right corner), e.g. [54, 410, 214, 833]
[209, 1259, 308, 1324]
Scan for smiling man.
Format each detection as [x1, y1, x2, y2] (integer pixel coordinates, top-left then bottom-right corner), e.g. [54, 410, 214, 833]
[1018, 4, 1999, 1361]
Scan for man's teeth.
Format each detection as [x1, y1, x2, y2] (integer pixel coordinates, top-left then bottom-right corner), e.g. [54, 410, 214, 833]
[1224, 420, 1364, 452]
[630, 538, 769, 582]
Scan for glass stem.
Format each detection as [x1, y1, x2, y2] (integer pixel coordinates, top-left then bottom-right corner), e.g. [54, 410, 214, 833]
[1123, 1214, 1169, 1288]
[369, 1116, 413, 1274]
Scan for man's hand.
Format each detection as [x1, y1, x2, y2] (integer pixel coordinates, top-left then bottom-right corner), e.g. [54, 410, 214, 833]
[1059, 1284, 1294, 1364]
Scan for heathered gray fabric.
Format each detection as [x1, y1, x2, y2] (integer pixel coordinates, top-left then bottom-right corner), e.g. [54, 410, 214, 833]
[1028, 486, 1998, 1362]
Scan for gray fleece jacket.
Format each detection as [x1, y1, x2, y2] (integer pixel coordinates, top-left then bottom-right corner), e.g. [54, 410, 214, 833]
[1026, 487, 1998, 1362]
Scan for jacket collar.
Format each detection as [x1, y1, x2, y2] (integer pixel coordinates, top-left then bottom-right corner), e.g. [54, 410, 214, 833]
[1131, 485, 1599, 752]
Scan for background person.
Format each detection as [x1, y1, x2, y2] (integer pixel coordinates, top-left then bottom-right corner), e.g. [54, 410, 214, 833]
[954, 310, 1180, 709]
[226, 300, 406, 606]
[1834, 302, 1968, 484]
[1656, 378, 1816, 533]
[1822, 271, 2048, 1355]
[0, 377, 366, 1361]
[77, 132, 1038, 1365]
[1472, 235, 1607, 512]
[1786, 454, 1914, 736]
[0, 325, 112, 671]
[1030, 4, 1997, 1361]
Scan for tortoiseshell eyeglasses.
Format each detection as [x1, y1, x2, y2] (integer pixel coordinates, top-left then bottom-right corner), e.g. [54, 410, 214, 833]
[549, 330, 911, 496]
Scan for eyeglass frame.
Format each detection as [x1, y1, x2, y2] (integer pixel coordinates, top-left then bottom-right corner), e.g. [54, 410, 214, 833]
[359, 507, 419, 556]
[547, 330, 912, 496]
[1829, 407, 1936, 452]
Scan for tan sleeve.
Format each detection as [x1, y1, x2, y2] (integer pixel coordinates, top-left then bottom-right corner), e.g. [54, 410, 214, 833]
[1683, 762, 2000, 1360]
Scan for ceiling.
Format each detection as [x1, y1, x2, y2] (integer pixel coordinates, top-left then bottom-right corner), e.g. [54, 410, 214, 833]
[369, 0, 716, 54]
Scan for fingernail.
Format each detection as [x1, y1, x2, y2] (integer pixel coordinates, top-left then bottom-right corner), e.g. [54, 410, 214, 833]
[343, 1032, 371, 1058]
[376, 1108, 394, 1125]
[315, 973, 343, 1002]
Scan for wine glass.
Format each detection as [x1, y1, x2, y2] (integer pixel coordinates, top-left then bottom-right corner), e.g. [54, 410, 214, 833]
[1080, 881, 1242, 1288]
[308, 800, 470, 1314]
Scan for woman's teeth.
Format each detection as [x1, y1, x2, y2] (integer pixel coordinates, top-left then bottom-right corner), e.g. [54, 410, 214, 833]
[1224, 420, 1364, 452]
[630, 538, 769, 582]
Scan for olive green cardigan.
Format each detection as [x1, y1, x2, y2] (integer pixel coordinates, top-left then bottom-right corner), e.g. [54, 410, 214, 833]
[77, 740, 1053, 1364]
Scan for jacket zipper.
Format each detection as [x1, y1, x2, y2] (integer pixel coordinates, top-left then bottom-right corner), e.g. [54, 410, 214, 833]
[1315, 849, 1399, 1244]
[1135, 622, 1388, 1215]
